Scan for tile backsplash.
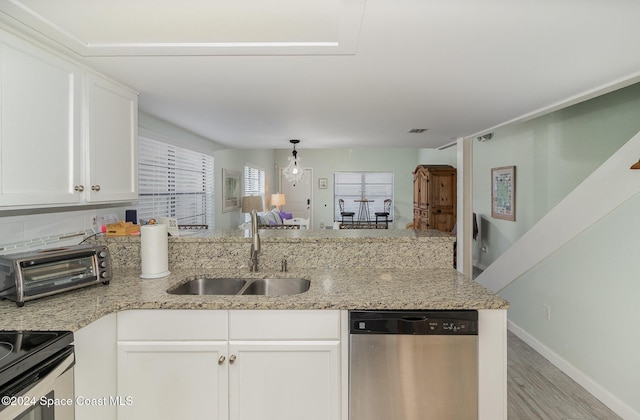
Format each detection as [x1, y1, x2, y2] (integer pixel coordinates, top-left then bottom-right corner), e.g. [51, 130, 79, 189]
[0, 206, 128, 255]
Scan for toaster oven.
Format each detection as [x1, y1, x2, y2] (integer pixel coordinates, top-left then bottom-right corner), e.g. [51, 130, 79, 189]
[0, 244, 112, 307]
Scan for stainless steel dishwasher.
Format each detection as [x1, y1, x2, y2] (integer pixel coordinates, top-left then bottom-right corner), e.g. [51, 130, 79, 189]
[349, 310, 478, 420]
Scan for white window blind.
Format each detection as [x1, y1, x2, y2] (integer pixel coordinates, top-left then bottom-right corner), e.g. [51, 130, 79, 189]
[137, 137, 214, 227]
[243, 165, 265, 222]
[334, 172, 394, 221]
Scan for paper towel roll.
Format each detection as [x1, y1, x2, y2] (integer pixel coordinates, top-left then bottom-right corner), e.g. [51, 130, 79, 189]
[140, 224, 170, 279]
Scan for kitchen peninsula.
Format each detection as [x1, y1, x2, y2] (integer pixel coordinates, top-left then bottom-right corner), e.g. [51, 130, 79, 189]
[0, 229, 508, 420]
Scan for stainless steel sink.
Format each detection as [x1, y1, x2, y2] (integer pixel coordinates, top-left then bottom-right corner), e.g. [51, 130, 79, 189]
[240, 278, 311, 296]
[167, 277, 310, 296]
[167, 277, 247, 295]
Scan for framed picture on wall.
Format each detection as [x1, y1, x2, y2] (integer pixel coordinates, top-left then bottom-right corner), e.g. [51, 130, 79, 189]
[222, 169, 241, 212]
[491, 166, 516, 221]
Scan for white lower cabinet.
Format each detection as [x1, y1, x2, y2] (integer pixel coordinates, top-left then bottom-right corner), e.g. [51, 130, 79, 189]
[116, 309, 342, 420]
[229, 341, 340, 420]
[117, 341, 228, 420]
[74, 313, 117, 420]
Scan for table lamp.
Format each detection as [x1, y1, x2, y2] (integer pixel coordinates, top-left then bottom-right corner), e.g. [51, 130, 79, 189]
[242, 196, 264, 216]
[271, 193, 286, 211]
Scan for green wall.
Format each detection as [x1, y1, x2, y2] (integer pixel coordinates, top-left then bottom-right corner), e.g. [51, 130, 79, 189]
[141, 110, 458, 230]
[501, 191, 640, 416]
[473, 82, 640, 269]
[479, 82, 640, 417]
[213, 148, 276, 229]
[273, 147, 456, 229]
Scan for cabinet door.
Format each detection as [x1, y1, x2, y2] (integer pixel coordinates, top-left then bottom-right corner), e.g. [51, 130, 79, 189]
[413, 171, 421, 208]
[419, 174, 430, 208]
[415, 209, 430, 230]
[85, 74, 138, 202]
[429, 210, 456, 232]
[74, 314, 117, 420]
[0, 34, 82, 207]
[413, 208, 422, 229]
[428, 170, 456, 232]
[229, 341, 340, 420]
[117, 341, 228, 420]
[414, 169, 430, 209]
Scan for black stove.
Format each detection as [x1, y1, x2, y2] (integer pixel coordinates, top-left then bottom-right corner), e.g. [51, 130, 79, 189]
[0, 331, 73, 397]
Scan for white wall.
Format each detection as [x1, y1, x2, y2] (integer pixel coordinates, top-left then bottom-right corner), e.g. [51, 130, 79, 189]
[139, 111, 224, 155]
[473, 82, 640, 269]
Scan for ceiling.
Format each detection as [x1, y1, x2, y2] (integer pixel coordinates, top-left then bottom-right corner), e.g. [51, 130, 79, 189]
[2, 0, 640, 150]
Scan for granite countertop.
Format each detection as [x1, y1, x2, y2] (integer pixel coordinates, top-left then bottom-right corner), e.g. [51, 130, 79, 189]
[104, 228, 455, 243]
[0, 267, 508, 332]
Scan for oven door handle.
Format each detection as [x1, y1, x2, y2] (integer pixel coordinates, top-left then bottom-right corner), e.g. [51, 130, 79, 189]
[0, 352, 75, 418]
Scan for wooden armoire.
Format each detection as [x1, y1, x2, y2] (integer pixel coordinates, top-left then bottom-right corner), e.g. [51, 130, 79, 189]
[412, 165, 457, 232]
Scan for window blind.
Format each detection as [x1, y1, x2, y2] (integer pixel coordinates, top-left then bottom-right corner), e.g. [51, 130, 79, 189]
[243, 165, 265, 222]
[137, 137, 214, 227]
[334, 172, 394, 221]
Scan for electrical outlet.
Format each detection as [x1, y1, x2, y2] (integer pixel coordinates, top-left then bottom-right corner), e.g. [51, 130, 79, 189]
[543, 304, 551, 321]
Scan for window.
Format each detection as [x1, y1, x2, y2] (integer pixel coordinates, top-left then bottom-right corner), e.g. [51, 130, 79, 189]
[137, 137, 214, 227]
[243, 165, 265, 222]
[334, 172, 394, 221]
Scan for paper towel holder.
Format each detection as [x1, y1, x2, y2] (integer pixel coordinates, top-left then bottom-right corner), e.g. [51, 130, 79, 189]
[140, 224, 171, 279]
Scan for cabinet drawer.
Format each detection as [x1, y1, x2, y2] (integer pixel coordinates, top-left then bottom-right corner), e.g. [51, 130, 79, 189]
[229, 310, 340, 340]
[118, 310, 228, 340]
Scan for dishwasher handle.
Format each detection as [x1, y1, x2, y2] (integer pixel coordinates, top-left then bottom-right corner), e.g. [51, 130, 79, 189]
[400, 316, 429, 322]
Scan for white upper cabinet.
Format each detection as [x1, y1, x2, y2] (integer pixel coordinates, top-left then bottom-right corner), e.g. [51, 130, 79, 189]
[85, 73, 138, 202]
[0, 32, 83, 207]
[0, 28, 138, 209]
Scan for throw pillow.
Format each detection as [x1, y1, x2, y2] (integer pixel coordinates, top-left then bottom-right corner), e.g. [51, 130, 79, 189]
[270, 208, 283, 224]
[280, 211, 293, 220]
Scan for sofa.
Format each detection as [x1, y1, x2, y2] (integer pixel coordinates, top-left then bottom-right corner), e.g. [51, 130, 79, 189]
[240, 208, 309, 229]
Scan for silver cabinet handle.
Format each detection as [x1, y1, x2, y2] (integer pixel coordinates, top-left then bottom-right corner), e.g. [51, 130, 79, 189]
[74, 185, 84, 192]
[218, 355, 226, 365]
[91, 185, 101, 191]
[229, 354, 237, 364]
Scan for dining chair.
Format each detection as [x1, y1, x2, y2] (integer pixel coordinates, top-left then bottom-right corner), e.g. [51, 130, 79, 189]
[375, 199, 392, 228]
[339, 199, 355, 225]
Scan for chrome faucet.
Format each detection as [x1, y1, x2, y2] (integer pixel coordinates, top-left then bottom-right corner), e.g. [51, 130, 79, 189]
[249, 209, 261, 272]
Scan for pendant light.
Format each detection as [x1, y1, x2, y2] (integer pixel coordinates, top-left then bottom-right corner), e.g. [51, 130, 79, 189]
[283, 139, 304, 185]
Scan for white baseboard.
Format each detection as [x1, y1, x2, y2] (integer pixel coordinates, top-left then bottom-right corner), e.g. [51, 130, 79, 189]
[507, 320, 640, 420]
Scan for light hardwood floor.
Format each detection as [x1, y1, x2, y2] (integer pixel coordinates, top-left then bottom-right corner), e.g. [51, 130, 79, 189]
[508, 331, 621, 419]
